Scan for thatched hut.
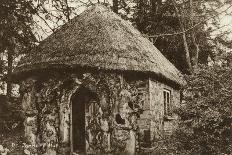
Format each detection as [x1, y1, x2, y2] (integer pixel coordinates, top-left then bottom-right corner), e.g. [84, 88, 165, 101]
[13, 4, 186, 155]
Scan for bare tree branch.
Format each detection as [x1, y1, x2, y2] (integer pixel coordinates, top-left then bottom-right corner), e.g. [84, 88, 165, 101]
[148, 4, 232, 38]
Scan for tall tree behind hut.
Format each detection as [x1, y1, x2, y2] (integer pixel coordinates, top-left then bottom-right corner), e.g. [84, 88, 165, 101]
[0, 0, 36, 97]
[171, 0, 192, 73]
[132, 0, 231, 74]
[132, 0, 193, 73]
[189, 0, 199, 67]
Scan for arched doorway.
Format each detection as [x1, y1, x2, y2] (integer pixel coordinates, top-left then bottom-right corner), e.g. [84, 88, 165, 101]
[71, 87, 99, 154]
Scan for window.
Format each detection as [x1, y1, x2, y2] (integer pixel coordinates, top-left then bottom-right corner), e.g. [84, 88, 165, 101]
[163, 89, 171, 115]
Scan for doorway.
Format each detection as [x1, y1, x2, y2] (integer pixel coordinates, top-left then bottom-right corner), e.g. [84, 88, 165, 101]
[71, 87, 98, 154]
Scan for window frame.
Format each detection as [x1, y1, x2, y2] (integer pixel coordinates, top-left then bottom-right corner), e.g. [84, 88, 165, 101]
[163, 89, 171, 116]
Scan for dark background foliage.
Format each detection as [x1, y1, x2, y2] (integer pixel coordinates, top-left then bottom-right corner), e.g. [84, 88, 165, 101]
[173, 64, 232, 155]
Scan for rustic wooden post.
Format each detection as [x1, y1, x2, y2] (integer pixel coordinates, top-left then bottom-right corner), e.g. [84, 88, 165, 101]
[124, 130, 136, 155]
[21, 78, 38, 155]
[59, 83, 80, 154]
[124, 112, 137, 155]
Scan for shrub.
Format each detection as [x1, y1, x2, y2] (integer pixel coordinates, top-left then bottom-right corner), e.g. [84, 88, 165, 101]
[174, 65, 232, 155]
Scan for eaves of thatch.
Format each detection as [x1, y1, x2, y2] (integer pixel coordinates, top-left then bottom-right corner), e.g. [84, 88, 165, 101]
[14, 4, 186, 87]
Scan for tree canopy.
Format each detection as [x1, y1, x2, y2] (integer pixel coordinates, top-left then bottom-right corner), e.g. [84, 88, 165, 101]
[0, 0, 36, 96]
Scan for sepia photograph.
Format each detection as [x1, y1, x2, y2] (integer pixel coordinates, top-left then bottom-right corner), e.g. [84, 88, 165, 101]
[0, 0, 232, 154]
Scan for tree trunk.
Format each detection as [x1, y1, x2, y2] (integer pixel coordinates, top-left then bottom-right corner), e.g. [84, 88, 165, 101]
[150, 0, 162, 14]
[113, 0, 119, 14]
[7, 47, 13, 98]
[135, 0, 148, 32]
[182, 32, 192, 73]
[64, 0, 70, 21]
[6, 37, 16, 98]
[171, 0, 192, 74]
[190, 31, 199, 67]
[189, 0, 199, 67]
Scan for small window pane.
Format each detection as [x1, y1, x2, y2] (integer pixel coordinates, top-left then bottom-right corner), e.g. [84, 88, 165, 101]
[163, 89, 171, 115]
[164, 91, 166, 102]
[167, 93, 170, 103]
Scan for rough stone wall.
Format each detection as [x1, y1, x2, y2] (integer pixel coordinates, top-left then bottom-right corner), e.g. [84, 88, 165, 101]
[20, 78, 67, 155]
[20, 71, 146, 155]
[148, 78, 180, 142]
[124, 78, 151, 147]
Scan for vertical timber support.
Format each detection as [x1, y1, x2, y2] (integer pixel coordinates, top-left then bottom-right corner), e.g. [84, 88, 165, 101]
[124, 114, 137, 155]
[21, 78, 38, 155]
[59, 83, 80, 154]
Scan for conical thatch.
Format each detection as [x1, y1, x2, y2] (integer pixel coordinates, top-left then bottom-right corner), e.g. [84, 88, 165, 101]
[14, 4, 186, 86]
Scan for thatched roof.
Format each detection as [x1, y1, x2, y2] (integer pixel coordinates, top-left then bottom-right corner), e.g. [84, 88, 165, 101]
[14, 4, 186, 86]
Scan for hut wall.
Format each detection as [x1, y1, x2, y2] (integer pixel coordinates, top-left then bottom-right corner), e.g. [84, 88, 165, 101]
[148, 78, 180, 141]
[20, 72, 148, 155]
[20, 72, 181, 155]
[124, 78, 152, 147]
[20, 77, 67, 155]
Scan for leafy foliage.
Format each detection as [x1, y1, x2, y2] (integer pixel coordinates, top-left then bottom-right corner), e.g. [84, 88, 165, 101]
[0, 0, 36, 96]
[0, 0, 36, 55]
[174, 64, 232, 154]
[132, 0, 217, 73]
